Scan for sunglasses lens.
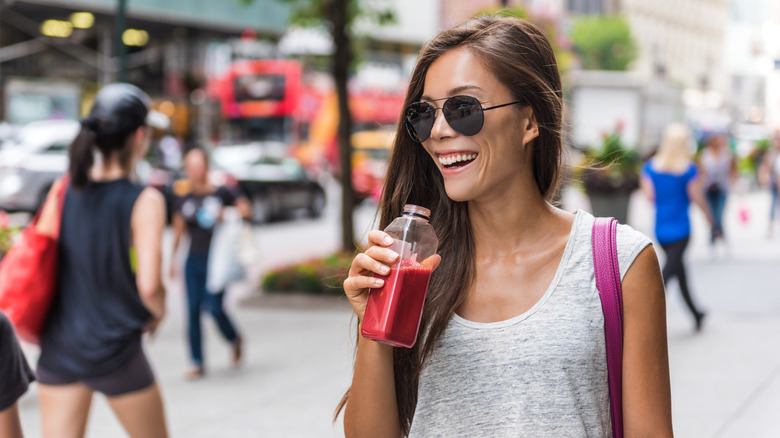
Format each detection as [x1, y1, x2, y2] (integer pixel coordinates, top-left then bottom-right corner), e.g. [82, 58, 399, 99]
[443, 96, 483, 136]
[405, 102, 435, 142]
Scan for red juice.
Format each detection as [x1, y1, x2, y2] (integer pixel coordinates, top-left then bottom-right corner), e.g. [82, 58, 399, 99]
[361, 261, 433, 348]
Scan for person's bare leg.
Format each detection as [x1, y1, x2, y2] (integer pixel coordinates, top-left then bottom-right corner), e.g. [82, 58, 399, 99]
[0, 404, 24, 438]
[107, 383, 168, 438]
[38, 383, 93, 438]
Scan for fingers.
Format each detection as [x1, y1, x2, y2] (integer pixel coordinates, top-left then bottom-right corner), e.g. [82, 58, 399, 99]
[420, 254, 442, 271]
[344, 274, 385, 293]
[348, 252, 394, 278]
[364, 245, 400, 266]
[367, 230, 395, 247]
[344, 237, 399, 299]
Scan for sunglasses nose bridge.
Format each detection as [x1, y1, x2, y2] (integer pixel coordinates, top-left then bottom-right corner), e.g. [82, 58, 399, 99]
[429, 105, 459, 140]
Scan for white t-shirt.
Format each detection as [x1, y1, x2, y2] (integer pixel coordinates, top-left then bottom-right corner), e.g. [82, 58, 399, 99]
[408, 211, 652, 438]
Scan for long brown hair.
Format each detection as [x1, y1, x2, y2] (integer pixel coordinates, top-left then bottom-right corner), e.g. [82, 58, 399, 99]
[336, 15, 564, 435]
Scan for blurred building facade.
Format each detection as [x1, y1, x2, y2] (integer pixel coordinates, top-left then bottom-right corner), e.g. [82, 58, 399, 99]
[621, 0, 729, 96]
[727, 0, 780, 133]
[0, 0, 290, 131]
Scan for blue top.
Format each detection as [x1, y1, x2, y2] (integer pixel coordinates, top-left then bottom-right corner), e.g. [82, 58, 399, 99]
[642, 161, 698, 245]
[39, 179, 151, 379]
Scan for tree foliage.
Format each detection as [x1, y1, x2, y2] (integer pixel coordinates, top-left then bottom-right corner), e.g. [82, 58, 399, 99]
[571, 16, 637, 71]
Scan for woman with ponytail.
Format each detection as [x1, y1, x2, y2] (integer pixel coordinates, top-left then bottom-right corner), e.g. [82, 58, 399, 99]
[339, 16, 673, 437]
[36, 83, 168, 438]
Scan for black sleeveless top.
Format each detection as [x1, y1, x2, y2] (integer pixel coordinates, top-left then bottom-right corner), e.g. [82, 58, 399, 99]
[38, 179, 151, 379]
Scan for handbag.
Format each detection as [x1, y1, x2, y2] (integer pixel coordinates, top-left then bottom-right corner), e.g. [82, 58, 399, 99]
[0, 177, 69, 344]
[591, 217, 624, 438]
[206, 207, 247, 294]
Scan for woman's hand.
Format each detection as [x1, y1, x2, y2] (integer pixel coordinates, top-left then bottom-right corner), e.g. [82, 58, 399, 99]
[344, 231, 399, 322]
[344, 230, 441, 322]
[143, 314, 164, 338]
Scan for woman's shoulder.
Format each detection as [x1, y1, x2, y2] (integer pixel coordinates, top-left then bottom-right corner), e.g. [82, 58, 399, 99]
[0, 311, 13, 337]
[615, 222, 653, 280]
[132, 187, 166, 218]
[577, 211, 652, 280]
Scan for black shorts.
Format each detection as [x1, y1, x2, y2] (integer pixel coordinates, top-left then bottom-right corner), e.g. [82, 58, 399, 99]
[36, 349, 155, 397]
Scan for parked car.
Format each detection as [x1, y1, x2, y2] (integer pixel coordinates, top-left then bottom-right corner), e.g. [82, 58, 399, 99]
[210, 143, 327, 224]
[0, 120, 81, 212]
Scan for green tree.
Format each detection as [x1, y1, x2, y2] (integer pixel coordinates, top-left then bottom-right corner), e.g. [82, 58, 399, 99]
[239, 0, 394, 252]
[571, 16, 637, 71]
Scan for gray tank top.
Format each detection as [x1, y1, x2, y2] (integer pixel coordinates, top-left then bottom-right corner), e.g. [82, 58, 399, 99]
[408, 211, 652, 438]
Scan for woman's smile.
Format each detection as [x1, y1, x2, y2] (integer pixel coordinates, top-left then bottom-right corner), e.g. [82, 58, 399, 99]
[436, 150, 479, 173]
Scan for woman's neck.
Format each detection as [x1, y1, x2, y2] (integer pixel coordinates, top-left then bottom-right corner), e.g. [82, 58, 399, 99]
[90, 157, 132, 181]
[190, 178, 213, 194]
[467, 180, 558, 254]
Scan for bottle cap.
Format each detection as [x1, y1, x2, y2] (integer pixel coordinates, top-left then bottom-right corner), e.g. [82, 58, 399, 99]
[402, 204, 430, 220]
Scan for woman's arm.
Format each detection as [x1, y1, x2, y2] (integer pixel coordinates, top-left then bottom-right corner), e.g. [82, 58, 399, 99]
[342, 230, 420, 438]
[688, 175, 714, 226]
[131, 188, 167, 321]
[235, 196, 252, 220]
[621, 245, 674, 437]
[729, 153, 739, 184]
[639, 174, 654, 202]
[345, 334, 400, 438]
[0, 404, 24, 438]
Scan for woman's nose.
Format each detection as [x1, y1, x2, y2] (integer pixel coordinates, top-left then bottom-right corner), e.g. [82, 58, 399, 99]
[429, 109, 455, 140]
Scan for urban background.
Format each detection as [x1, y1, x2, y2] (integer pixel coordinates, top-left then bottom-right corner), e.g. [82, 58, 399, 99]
[1, 0, 779, 436]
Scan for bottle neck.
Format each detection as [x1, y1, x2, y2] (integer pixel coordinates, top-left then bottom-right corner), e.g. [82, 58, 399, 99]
[401, 212, 430, 222]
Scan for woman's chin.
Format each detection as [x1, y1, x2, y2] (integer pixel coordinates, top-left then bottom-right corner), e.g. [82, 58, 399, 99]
[443, 185, 474, 203]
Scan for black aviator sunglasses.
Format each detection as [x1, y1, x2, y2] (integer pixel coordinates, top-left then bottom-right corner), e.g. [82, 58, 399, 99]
[403, 95, 524, 143]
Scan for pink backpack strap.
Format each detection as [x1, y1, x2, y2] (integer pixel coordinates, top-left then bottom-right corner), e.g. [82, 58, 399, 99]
[592, 217, 624, 438]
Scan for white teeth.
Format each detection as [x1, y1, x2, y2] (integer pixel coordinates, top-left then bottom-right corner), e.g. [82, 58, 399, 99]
[439, 153, 477, 166]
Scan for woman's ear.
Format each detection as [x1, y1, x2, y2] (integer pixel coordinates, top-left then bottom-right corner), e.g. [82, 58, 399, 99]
[521, 107, 539, 147]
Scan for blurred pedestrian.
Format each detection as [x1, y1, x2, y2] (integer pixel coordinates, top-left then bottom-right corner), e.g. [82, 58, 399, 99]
[170, 148, 251, 380]
[0, 310, 35, 438]
[338, 16, 672, 437]
[641, 123, 713, 332]
[759, 131, 780, 237]
[698, 132, 737, 254]
[35, 84, 168, 437]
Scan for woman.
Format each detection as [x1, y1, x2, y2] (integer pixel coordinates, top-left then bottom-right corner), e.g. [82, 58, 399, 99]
[35, 83, 168, 437]
[0, 310, 35, 438]
[641, 123, 713, 332]
[170, 148, 250, 380]
[759, 132, 780, 236]
[698, 132, 736, 250]
[339, 16, 673, 437]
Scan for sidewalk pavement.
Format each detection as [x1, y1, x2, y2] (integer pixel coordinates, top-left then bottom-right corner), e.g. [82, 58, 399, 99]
[17, 187, 780, 437]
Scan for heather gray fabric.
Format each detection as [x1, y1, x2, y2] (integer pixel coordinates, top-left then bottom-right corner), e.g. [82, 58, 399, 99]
[408, 211, 652, 438]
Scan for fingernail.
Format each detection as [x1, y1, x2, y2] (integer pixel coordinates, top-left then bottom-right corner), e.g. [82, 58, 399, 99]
[374, 278, 384, 286]
[384, 236, 394, 245]
[379, 265, 390, 274]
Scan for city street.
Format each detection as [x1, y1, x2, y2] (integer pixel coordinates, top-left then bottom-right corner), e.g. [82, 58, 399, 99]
[15, 180, 780, 437]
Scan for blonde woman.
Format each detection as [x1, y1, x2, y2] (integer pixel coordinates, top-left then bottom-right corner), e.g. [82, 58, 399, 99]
[641, 123, 713, 331]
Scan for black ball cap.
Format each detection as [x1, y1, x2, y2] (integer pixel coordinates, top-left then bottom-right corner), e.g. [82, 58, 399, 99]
[87, 83, 150, 135]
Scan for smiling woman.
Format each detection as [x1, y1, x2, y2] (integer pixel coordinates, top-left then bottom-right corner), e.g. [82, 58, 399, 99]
[338, 14, 673, 438]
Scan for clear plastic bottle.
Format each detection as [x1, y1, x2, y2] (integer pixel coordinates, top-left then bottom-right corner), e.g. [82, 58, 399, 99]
[361, 204, 438, 348]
